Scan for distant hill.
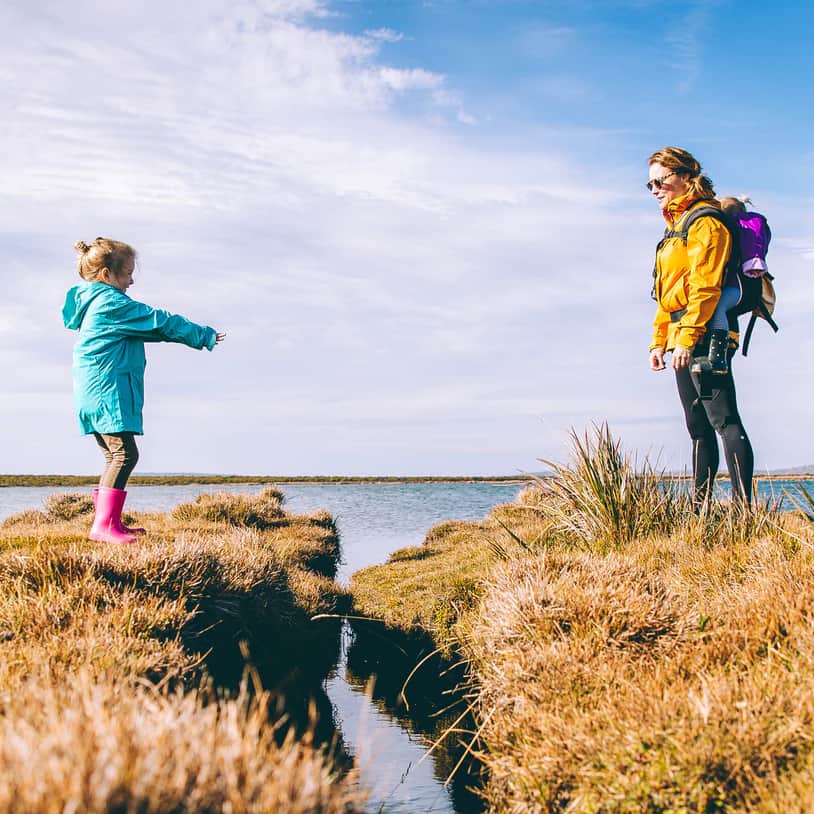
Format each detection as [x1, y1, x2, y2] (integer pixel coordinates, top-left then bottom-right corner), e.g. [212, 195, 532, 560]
[769, 465, 814, 476]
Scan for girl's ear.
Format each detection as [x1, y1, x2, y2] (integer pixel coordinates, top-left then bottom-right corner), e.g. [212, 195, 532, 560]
[99, 267, 113, 283]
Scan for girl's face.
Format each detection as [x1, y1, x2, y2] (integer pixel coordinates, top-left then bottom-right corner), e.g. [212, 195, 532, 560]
[106, 257, 135, 292]
[647, 162, 691, 208]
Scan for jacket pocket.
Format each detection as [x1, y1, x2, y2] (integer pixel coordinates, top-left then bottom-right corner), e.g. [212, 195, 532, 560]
[116, 373, 136, 416]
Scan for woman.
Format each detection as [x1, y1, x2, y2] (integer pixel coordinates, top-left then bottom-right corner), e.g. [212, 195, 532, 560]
[647, 146, 754, 506]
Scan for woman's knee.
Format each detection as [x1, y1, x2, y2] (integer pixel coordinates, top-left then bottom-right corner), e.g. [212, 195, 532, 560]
[706, 404, 742, 435]
[684, 404, 715, 440]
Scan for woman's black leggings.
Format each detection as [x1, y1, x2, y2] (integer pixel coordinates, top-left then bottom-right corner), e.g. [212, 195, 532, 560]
[675, 352, 754, 505]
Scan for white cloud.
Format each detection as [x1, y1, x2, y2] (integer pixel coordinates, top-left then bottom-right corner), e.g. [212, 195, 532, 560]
[365, 28, 404, 43]
[378, 67, 443, 92]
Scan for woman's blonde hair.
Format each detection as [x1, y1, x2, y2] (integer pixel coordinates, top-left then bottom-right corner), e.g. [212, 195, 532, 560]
[648, 146, 715, 200]
[74, 237, 136, 281]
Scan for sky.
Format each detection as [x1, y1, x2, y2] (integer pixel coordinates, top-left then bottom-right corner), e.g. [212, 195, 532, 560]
[1, 0, 812, 476]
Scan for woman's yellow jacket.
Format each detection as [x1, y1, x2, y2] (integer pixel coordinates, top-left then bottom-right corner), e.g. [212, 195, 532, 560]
[650, 192, 732, 352]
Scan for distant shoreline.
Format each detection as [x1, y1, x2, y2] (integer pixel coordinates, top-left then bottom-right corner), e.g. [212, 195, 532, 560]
[1, 473, 812, 487]
[0, 474, 531, 487]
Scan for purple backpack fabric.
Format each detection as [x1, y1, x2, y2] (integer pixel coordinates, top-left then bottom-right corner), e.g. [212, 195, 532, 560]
[733, 211, 771, 277]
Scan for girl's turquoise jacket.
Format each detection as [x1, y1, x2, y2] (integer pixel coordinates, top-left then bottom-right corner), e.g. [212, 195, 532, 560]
[62, 281, 217, 435]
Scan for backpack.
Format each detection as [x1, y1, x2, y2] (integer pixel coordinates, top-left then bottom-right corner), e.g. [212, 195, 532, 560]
[654, 204, 778, 356]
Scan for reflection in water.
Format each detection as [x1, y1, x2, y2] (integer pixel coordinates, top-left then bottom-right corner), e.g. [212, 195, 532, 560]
[325, 620, 485, 814]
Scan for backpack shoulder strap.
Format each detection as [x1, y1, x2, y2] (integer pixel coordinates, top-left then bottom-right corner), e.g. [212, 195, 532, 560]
[665, 204, 729, 243]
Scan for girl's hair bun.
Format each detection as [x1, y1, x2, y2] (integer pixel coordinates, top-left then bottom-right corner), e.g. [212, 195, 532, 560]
[74, 237, 135, 280]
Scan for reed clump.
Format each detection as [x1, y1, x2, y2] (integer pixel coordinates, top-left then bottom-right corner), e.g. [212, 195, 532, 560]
[521, 423, 691, 551]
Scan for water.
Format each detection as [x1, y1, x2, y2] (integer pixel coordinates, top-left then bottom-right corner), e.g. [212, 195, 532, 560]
[0, 480, 523, 813]
[2, 478, 812, 812]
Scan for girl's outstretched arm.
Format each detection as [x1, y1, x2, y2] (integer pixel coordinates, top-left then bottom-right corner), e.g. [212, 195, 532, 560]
[106, 296, 219, 350]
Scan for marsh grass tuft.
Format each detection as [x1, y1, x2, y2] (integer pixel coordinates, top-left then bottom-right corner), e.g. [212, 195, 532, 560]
[526, 423, 689, 551]
[43, 491, 95, 520]
[172, 487, 285, 527]
[681, 493, 781, 548]
[1, 509, 48, 527]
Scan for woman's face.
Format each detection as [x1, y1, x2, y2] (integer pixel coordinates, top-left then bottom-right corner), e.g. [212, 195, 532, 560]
[648, 162, 690, 208]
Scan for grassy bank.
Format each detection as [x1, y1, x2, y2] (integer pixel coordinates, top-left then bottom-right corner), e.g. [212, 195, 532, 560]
[0, 488, 360, 813]
[351, 429, 814, 812]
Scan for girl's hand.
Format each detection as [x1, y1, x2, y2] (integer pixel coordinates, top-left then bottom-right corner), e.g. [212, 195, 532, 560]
[649, 349, 666, 371]
[215, 332, 226, 344]
[671, 346, 692, 370]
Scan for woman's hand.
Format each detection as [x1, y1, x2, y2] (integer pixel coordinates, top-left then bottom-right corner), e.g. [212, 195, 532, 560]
[671, 346, 693, 370]
[649, 349, 666, 371]
[215, 332, 226, 344]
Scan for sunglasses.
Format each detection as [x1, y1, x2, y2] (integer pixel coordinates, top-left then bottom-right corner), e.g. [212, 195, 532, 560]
[646, 171, 679, 192]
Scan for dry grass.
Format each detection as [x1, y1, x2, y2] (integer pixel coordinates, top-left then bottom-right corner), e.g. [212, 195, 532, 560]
[0, 491, 360, 813]
[171, 486, 285, 527]
[0, 672, 358, 814]
[43, 490, 95, 520]
[351, 518, 498, 650]
[466, 514, 814, 812]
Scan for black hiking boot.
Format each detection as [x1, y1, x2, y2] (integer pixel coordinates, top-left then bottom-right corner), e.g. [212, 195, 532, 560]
[691, 329, 730, 376]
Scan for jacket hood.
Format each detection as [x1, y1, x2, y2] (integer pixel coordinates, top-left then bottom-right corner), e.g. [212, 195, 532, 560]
[62, 281, 111, 330]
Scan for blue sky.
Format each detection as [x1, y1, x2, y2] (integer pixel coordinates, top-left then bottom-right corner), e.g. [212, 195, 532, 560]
[1, 0, 811, 475]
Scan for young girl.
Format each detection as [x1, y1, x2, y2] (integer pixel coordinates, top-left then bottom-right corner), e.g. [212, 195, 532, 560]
[720, 196, 772, 276]
[690, 196, 771, 375]
[63, 238, 225, 544]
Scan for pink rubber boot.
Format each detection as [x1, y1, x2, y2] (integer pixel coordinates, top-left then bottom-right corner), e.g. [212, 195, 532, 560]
[89, 487, 137, 544]
[93, 488, 145, 535]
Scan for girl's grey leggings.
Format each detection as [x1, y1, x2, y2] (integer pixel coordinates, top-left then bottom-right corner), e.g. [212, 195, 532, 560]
[94, 432, 139, 490]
